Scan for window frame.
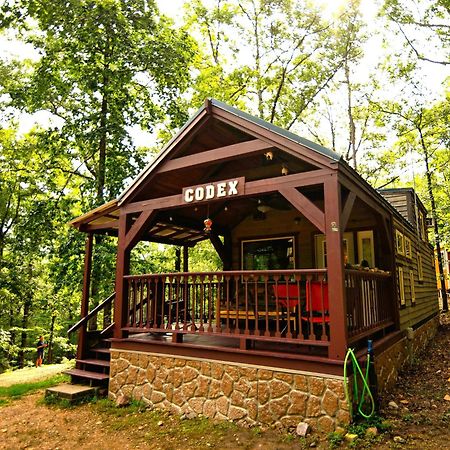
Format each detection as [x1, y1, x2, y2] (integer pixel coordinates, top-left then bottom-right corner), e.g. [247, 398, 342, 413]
[396, 230, 405, 256]
[398, 266, 405, 306]
[410, 270, 416, 305]
[241, 235, 296, 271]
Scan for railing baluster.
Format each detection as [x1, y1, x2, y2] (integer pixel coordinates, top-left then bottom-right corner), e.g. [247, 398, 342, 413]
[234, 275, 240, 335]
[207, 275, 213, 332]
[225, 275, 231, 334]
[274, 275, 281, 338]
[264, 275, 270, 337]
[175, 276, 180, 330]
[190, 276, 196, 332]
[253, 276, 259, 336]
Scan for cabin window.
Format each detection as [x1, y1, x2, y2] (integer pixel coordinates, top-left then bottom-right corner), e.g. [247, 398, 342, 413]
[417, 252, 424, 281]
[410, 270, 416, 305]
[398, 266, 405, 306]
[405, 237, 412, 259]
[357, 230, 375, 267]
[241, 236, 295, 270]
[396, 230, 405, 256]
[418, 212, 426, 241]
[314, 232, 354, 268]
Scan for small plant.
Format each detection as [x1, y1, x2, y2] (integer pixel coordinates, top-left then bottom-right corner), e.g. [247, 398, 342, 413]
[402, 413, 413, 423]
[281, 432, 295, 443]
[328, 431, 344, 449]
[250, 426, 262, 437]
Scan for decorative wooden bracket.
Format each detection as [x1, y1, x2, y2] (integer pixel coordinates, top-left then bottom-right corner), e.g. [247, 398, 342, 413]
[340, 192, 356, 231]
[279, 187, 325, 233]
[209, 233, 227, 267]
[157, 139, 274, 174]
[124, 209, 156, 250]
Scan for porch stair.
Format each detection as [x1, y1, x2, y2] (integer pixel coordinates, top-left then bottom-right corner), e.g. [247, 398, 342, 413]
[64, 338, 111, 387]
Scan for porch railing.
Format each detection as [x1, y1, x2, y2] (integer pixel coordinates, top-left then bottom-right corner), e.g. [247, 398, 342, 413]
[123, 270, 329, 346]
[68, 291, 115, 336]
[345, 269, 394, 342]
[121, 269, 395, 350]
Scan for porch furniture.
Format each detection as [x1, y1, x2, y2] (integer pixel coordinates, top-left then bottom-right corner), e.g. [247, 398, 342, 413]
[272, 283, 301, 335]
[302, 281, 330, 339]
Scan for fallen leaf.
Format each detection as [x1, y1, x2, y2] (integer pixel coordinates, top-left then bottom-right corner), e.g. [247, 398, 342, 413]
[444, 394, 450, 402]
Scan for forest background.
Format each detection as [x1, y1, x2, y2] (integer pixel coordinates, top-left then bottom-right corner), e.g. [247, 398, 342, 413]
[0, 0, 449, 370]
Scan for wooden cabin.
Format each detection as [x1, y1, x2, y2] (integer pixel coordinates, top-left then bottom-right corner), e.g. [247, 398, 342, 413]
[68, 99, 439, 431]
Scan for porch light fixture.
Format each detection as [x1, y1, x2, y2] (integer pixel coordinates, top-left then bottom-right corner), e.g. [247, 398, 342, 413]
[257, 199, 271, 213]
[294, 217, 301, 225]
[264, 151, 273, 161]
[281, 164, 289, 176]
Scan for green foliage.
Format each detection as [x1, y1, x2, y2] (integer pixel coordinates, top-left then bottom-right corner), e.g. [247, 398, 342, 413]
[383, 0, 450, 66]
[186, 0, 351, 129]
[328, 431, 344, 449]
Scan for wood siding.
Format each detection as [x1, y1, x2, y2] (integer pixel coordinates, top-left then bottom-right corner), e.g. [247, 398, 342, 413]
[393, 218, 438, 330]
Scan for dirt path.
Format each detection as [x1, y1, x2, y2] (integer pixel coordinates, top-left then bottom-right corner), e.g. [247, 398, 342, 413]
[0, 393, 143, 450]
[0, 315, 449, 450]
[372, 314, 450, 449]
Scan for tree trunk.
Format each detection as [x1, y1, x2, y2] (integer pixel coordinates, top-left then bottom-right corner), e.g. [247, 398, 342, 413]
[18, 280, 32, 368]
[345, 59, 357, 169]
[47, 312, 56, 364]
[97, 94, 107, 204]
[420, 129, 448, 311]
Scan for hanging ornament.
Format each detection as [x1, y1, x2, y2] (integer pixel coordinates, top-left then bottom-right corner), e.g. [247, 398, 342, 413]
[204, 217, 212, 233]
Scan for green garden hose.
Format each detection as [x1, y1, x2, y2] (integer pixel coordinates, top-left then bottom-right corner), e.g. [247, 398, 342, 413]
[343, 347, 376, 419]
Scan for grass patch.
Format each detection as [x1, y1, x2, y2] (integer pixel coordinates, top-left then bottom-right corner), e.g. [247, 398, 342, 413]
[0, 373, 69, 401]
[40, 391, 98, 409]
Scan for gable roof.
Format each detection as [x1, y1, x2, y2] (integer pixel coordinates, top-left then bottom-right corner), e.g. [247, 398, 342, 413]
[118, 98, 342, 206]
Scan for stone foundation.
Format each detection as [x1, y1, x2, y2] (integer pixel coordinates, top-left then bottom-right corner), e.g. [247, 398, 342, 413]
[109, 351, 350, 431]
[375, 315, 439, 392]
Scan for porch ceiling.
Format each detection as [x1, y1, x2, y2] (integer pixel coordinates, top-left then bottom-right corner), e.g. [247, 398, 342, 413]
[128, 117, 319, 204]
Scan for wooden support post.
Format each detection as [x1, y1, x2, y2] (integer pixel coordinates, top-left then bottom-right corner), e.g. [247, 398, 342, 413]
[113, 214, 132, 339]
[324, 175, 348, 360]
[175, 247, 181, 272]
[183, 245, 189, 272]
[77, 233, 93, 360]
[223, 233, 232, 271]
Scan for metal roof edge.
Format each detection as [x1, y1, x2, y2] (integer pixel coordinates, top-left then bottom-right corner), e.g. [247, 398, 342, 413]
[210, 99, 343, 162]
[69, 199, 119, 228]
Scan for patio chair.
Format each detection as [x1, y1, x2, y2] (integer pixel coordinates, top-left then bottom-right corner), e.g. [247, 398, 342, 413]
[302, 281, 330, 336]
[272, 283, 301, 334]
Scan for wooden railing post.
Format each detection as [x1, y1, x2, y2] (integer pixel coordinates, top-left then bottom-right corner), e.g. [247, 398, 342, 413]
[113, 214, 132, 339]
[77, 232, 93, 360]
[324, 175, 348, 360]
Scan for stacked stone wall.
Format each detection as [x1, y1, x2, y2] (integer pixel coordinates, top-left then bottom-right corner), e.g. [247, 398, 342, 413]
[375, 315, 439, 392]
[109, 352, 350, 431]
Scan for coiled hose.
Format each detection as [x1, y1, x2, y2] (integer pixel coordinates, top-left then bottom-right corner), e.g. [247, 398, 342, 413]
[343, 347, 376, 419]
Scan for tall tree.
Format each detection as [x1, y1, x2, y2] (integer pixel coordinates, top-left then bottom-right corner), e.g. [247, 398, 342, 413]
[186, 0, 347, 129]
[1, 0, 196, 204]
[383, 0, 450, 66]
[374, 97, 449, 311]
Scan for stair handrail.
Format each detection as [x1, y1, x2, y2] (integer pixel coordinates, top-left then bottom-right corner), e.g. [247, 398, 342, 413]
[68, 292, 116, 336]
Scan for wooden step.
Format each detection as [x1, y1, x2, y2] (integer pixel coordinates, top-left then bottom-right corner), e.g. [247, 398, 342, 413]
[77, 358, 110, 368]
[91, 347, 110, 354]
[64, 368, 109, 381]
[46, 384, 97, 403]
